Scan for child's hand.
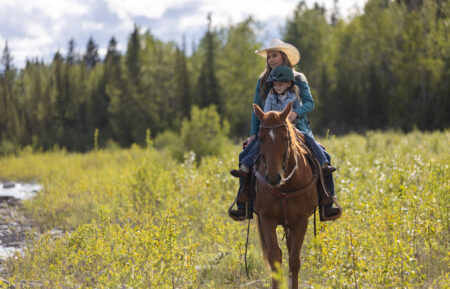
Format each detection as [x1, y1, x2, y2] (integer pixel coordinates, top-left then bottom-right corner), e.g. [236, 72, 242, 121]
[288, 111, 298, 122]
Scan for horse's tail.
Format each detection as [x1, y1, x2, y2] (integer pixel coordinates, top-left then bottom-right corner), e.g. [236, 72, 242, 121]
[256, 215, 268, 263]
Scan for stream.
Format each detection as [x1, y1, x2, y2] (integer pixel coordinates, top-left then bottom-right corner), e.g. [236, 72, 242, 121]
[0, 181, 42, 278]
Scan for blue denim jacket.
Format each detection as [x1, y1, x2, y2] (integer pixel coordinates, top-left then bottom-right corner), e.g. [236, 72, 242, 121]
[250, 73, 313, 137]
[263, 90, 301, 113]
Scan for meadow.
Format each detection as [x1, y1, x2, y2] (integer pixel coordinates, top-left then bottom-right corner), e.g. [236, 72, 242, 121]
[0, 130, 448, 288]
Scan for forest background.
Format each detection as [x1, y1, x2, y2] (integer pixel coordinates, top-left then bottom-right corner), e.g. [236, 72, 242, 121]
[0, 0, 448, 156]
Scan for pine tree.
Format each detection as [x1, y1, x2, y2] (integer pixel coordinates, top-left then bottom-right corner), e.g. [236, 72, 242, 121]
[83, 37, 100, 70]
[1, 41, 13, 74]
[330, 0, 340, 26]
[197, 13, 221, 110]
[66, 38, 78, 65]
[126, 25, 141, 87]
[175, 39, 191, 119]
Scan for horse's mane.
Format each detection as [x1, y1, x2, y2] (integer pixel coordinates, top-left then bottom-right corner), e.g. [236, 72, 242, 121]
[262, 110, 308, 156]
[285, 117, 308, 156]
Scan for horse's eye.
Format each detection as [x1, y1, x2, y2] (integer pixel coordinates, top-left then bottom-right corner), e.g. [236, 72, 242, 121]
[258, 136, 264, 144]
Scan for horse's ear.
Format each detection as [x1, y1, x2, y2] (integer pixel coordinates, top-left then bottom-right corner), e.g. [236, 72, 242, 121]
[280, 101, 293, 121]
[253, 104, 264, 121]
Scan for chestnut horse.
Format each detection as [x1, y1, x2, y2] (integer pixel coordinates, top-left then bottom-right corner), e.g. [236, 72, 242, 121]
[253, 102, 318, 289]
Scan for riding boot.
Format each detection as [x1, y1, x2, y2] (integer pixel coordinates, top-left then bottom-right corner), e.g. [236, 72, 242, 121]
[322, 163, 336, 176]
[230, 169, 247, 178]
[229, 172, 251, 221]
[320, 196, 342, 221]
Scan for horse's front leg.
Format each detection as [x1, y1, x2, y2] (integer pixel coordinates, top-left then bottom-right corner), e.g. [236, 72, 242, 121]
[286, 217, 308, 289]
[260, 215, 282, 289]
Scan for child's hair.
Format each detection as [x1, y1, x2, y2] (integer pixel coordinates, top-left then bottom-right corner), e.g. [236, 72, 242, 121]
[269, 82, 302, 103]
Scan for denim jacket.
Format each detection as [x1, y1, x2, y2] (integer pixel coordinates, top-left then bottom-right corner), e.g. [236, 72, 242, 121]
[263, 90, 301, 114]
[250, 73, 313, 137]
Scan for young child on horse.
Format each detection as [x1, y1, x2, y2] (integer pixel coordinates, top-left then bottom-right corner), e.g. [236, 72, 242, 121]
[229, 39, 341, 221]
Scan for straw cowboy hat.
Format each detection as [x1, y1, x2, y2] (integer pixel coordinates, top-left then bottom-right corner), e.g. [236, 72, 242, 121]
[255, 39, 300, 65]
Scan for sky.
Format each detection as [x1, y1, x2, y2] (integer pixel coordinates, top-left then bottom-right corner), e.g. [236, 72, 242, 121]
[0, 0, 368, 69]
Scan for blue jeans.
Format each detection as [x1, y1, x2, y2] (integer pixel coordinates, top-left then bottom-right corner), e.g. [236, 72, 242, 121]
[236, 139, 260, 210]
[323, 150, 335, 196]
[239, 138, 260, 170]
[303, 134, 328, 166]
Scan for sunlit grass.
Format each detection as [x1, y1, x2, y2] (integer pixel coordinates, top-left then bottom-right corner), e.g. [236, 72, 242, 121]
[0, 130, 448, 288]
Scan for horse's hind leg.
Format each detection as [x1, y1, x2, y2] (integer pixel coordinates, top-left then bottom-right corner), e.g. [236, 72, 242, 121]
[287, 217, 308, 289]
[260, 216, 282, 289]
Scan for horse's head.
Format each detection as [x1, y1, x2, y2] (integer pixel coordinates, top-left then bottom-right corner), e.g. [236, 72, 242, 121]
[253, 102, 294, 187]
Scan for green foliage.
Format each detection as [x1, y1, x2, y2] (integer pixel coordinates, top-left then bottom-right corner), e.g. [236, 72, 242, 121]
[216, 17, 265, 137]
[0, 130, 448, 288]
[180, 105, 231, 161]
[1, 3, 448, 151]
[7, 210, 197, 288]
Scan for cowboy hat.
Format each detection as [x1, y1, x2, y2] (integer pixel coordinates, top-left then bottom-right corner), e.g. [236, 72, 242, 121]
[255, 39, 300, 66]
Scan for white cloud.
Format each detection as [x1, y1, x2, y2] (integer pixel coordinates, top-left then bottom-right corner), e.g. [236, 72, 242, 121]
[105, 0, 187, 19]
[0, 0, 88, 19]
[82, 21, 105, 31]
[199, 0, 298, 24]
[0, 0, 368, 68]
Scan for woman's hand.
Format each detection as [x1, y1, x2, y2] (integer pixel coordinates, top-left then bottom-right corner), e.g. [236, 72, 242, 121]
[288, 111, 298, 123]
[243, 135, 256, 149]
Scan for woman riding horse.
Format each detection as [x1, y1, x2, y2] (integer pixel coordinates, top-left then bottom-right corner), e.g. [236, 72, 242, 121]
[229, 39, 341, 221]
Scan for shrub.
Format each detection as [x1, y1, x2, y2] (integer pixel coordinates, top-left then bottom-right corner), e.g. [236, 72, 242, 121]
[180, 105, 231, 161]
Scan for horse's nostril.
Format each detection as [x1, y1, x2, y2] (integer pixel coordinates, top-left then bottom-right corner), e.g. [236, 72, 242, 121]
[266, 173, 281, 186]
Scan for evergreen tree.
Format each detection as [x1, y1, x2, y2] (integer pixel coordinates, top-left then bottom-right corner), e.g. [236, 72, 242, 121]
[126, 25, 141, 87]
[66, 38, 78, 65]
[175, 39, 191, 119]
[216, 17, 264, 137]
[330, 0, 340, 26]
[197, 13, 221, 110]
[0, 44, 21, 146]
[83, 37, 100, 70]
[1, 41, 13, 74]
[284, 1, 330, 79]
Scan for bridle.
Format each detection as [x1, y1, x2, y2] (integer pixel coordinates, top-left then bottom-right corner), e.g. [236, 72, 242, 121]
[258, 122, 298, 186]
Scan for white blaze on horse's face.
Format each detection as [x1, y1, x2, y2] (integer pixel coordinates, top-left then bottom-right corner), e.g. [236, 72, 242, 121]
[269, 129, 276, 142]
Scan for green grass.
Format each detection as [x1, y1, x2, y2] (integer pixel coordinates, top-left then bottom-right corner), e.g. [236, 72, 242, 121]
[0, 130, 448, 288]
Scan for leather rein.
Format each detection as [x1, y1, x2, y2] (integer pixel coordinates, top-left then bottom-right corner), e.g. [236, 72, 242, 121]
[258, 122, 298, 185]
[256, 123, 318, 228]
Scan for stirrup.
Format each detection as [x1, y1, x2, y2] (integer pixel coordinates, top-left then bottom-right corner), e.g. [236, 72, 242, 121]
[319, 196, 342, 221]
[228, 199, 248, 222]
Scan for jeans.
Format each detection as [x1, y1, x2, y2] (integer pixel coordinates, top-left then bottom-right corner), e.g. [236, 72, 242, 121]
[323, 150, 335, 196]
[303, 133, 328, 166]
[236, 139, 260, 210]
[239, 138, 260, 170]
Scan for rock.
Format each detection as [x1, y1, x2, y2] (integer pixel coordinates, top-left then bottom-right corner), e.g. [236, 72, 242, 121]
[2, 182, 15, 189]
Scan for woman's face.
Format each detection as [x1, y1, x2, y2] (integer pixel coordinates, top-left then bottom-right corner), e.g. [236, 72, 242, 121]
[267, 50, 283, 69]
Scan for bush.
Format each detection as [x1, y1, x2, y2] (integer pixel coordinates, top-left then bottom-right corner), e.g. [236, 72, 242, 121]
[154, 130, 184, 161]
[0, 140, 16, 156]
[180, 105, 232, 161]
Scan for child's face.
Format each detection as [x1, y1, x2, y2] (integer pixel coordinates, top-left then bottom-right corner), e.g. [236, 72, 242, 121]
[273, 81, 291, 94]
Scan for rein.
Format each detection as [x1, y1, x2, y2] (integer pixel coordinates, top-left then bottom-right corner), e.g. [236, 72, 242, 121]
[259, 123, 298, 185]
[257, 122, 318, 229]
[255, 170, 317, 228]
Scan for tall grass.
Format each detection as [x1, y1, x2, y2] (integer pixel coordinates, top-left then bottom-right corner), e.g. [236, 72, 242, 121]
[0, 130, 448, 288]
